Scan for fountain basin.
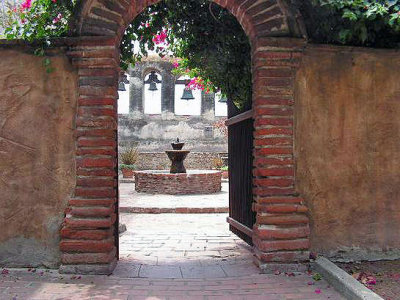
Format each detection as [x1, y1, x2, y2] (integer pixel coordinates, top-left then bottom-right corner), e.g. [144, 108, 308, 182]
[134, 170, 222, 195]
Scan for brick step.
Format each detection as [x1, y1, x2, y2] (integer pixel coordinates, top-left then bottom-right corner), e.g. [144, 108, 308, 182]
[253, 203, 308, 213]
[60, 237, 115, 253]
[253, 224, 310, 240]
[64, 215, 116, 229]
[256, 213, 309, 225]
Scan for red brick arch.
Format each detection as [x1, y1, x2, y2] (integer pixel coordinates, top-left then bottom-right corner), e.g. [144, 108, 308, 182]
[60, 0, 310, 274]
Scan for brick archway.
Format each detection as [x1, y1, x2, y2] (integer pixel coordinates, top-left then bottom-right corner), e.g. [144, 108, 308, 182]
[60, 0, 311, 274]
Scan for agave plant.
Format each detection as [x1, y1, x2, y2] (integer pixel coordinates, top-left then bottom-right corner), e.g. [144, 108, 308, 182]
[120, 147, 139, 168]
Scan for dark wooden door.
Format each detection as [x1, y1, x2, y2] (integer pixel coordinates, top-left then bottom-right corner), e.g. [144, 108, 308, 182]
[226, 100, 255, 245]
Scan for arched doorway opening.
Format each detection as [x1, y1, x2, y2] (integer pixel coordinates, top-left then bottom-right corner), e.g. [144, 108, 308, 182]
[60, 0, 310, 274]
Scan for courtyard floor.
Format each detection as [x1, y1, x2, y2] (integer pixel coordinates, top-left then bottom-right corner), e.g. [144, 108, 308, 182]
[0, 181, 346, 299]
[119, 180, 229, 213]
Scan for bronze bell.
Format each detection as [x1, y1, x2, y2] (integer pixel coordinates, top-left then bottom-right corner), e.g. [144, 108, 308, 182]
[181, 88, 195, 100]
[118, 81, 126, 91]
[148, 81, 158, 91]
[218, 95, 227, 103]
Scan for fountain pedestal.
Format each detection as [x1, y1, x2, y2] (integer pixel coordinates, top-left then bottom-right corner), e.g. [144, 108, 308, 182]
[166, 150, 190, 173]
[134, 138, 222, 195]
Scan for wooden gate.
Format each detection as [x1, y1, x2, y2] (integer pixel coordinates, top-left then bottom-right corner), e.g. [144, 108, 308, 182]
[226, 100, 255, 245]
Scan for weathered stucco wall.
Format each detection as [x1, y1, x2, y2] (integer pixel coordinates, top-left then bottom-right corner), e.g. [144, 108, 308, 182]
[295, 45, 400, 261]
[0, 46, 77, 268]
[118, 114, 228, 153]
[133, 152, 228, 170]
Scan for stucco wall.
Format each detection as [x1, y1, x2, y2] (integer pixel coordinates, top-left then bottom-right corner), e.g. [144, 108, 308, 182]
[295, 45, 400, 261]
[119, 114, 228, 152]
[0, 47, 77, 268]
[132, 152, 228, 170]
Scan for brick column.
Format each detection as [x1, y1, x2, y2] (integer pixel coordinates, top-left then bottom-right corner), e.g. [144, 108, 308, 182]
[251, 38, 310, 271]
[60, 37, 119, 274]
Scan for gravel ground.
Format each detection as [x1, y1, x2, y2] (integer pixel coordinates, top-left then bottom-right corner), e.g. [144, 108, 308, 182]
[336, 260, 400, 300]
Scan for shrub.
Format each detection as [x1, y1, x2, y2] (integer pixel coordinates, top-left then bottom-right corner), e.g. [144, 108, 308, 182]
[212, 157, 224, 170]
[120, 147, 139, 166]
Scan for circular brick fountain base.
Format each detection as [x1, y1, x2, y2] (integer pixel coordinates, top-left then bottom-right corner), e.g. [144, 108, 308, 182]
[134, 170, 222, 195]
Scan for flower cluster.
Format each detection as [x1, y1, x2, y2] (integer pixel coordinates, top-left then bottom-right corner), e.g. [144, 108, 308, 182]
[172, 60, 180, 69]
[5, 0, 72, 42]
[152, 29, 168, 45]
[21, 0, 32, 10]
[187, 77, 206, 91]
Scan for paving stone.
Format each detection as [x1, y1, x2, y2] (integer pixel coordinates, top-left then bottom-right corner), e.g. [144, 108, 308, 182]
[180, 265, 227, 279]
[119, 181, 229, 212]
[139, 265, 182, 279]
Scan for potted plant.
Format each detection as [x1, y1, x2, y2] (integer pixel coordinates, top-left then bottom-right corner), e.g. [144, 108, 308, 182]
[220, 165, 229, 179]
[119, 147, 139, 178]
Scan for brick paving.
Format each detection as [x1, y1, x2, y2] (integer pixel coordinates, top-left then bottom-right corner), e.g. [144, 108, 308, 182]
[0, 267, 345, 300]
[119, 181, 229, 213]
[0, 191, 345, 299]
[117, 213, 254, 275]
[0, 213, 345, 299]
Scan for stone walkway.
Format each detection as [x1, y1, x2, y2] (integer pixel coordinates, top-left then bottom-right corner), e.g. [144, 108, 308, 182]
[0, 268, 345, 300]
[0, 187, 346, 299]
[119, 181, 229, 213]
[116, 214, 255, 278]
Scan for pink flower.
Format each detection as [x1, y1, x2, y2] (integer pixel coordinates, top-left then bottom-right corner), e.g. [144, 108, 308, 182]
[173, 61, 179, 68]
[52, 13, 62, 24]
[315, 289, 321, 294]
[1, 269, 9, 275]
[21, 0, 32, 10]
[152, 29, 168, 45]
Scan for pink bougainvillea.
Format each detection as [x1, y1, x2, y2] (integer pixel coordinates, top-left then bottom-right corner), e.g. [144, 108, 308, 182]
[187, 77, 205, 91]
[53, 13, 62, 24]
[21, 0, 32, 10]
[152, 29, 168, 45]
[173, 61, 180, 69]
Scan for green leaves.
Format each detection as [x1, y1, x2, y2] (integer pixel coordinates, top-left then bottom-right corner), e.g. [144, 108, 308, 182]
[305, 0, 400, 47]
[120, 0, 252, 110]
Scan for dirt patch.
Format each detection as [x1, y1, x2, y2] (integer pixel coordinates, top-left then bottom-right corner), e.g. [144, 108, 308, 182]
[337, 260, 400, 300]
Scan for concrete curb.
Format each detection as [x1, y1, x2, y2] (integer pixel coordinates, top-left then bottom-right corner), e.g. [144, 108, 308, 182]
[313, 257, 383, 300]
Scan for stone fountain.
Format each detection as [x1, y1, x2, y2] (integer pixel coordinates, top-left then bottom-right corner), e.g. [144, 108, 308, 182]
[134, 138, 222, 195]
[166, 138, 190, 173]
